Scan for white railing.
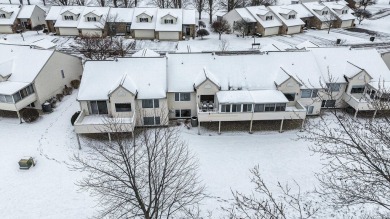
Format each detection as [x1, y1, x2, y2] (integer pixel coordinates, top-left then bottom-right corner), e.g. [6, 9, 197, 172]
[343, 93, 373, 111]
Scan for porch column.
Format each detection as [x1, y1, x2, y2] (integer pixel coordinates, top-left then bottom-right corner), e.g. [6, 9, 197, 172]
[279, 119, 284, 133]
[354, 109, 359, 119]
[372, 110, 377, 120]
[76, 134, 82, 150]
[198, 121, 201, 135]
[218, 121, 221, 135]
[108, 132, 112, 142]
[249, 120, 253, 134]
[16, 110, 22, 124]
[300, 118, 305, 132]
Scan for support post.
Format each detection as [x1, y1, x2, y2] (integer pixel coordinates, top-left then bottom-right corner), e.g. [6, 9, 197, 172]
[249, 120, 253, 134]
[279, 119, 284, 133]
[16, 110, 22, 124]
[76, 134, 81, 150]
[354, 109, 359, 119]
[108, 132, 111, 142]
[198, 121, 201, 135]
[218, 121, 221, 135]
[372, 110, 377, 120]
[300, 118, 305, 132]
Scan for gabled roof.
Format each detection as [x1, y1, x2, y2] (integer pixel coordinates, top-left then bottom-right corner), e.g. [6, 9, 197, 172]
[46, 6, 63, 20]
[194, 67, 220, 88]
[18, 5, 44, 19]
[0, 4, 20, 25]
[322, 1, 355, 21]
[268, 5, 304, 27]
[78, 57, 167, 100]
[155, 8, 182, 32]
[246, 6, 283, 28]
[108, 8, 134, 23]
[344, 61, 371, 79]
[77, 6, 110, 29]
[54, 6, 84, 28]
[303, 2, 335, 22]
[131, 7, 158, 30]
[182, 9, 196, 25]
[235, 8, 256, 23]
[0, 45, 54, 95]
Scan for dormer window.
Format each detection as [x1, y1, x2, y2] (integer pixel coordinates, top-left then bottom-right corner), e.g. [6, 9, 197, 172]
[265, 15, 273, 20]
[322, 10, 328, 15]
[288, 14, 296, 19]
[342, 9, 348, 14]
[140, 17, 149, 22]
[87, 17, 96, 22]
[164, 19, 173, 24]
[64, 15, 74, 20]
[0, 14, 5, 19]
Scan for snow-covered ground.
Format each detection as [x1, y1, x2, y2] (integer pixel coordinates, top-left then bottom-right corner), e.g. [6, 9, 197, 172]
[0, 91, 322, 218]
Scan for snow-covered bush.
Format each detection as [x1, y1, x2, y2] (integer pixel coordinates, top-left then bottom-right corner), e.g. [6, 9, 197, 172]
[21, 108, 39, 123]
[56, 94, 64, 102]
[70, 80, 81, 89]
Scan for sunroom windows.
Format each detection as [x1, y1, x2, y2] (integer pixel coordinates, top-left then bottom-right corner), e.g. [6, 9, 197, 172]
[220, 103, 286, 113]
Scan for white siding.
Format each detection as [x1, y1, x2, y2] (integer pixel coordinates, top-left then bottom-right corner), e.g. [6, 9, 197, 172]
[0, 25, 13, 33]
[222, 10, 242, 32]
[134, 29, 155, 39]
[59, 27, 79, 36]
[158, 31, 179, 40]
[29, 6, 46, 27]
[81, 29, 103, 37]
[264, 26, 279, 36]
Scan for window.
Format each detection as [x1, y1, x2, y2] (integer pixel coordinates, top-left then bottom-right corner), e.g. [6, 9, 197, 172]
[342, 9, 348, 14]
[265, 16, 273, 20]
[232, 104, 241, 112]
[175, 92, 190, 101]
[12, 92, 21, 103]
[321, 100, 336, 108]
[284, 93, 295, 101]
[265, 104, 276, 112]
[115, 103, 131, 112]
[0, 95, 5, 103]
[5, 95, 13, 103]
[87, 17, 97, 22]
[140, 17, 149, 22]
[221, 104, 231, 112]
[0, 14, 5, 18]
[242, 104, 252, 112]
[306, 106, 314, 114]
[175, 109, 191, 117]
[144, 116, 160, 125]
[142, 99, 159, 108]
[327, 83, 341, 92]
[351, 85, 365, 94]
[164, 19, 173, 24]
[61, 70, 65, 79]
[322, 11, 328, 15]
[64, 15, 74, 20]
[90, 101, 108, 114]
[254, 104, 264, 112]
[288, 14, 296, 19]
[275, 103, 286, 111]
[301, 89, 318, 98]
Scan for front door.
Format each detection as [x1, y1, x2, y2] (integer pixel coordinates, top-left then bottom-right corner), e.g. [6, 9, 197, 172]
[186, 27, 190, 36]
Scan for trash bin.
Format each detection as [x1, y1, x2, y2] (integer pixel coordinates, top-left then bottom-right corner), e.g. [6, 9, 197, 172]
[42, 102, 52, 113]
[191, 116, 198, 127]
[370, 36, 375, 42]
[336, 39, 341, 44]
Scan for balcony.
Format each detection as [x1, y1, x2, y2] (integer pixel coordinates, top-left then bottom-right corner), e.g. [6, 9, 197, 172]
[0, 93, 37, 111]
[343, 93, 374, 111]
[197, 102, 307, 122]
[74, 110, 135, 134]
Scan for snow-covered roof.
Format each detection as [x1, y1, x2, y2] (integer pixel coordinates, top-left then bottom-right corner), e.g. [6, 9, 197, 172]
[131, 7, 158, 30]
[167, 51, 324, 92]
[155, 9, 182, 32]
[0, 4, 20, 25]
[295, 40, 319, 49]
[310, 48, 390, 86]
[54, 6, 84, 28]
[46, 6, 62, 20]
[260, 42, 294, 52]
[268, 5, 304, 27]
[18, 5, 43, 19]
[285, 4, 314, 18]
[194, 67, 220, 88]
[235, 8, 256, 23]
[108, 8, 134, 23]
[303, 2, 335, 22]
[77, 7, 110, 29]
[246, 6, 283, 28]
[132, 48, 160, 57]
[322, 1, 355, 21]
[0, 45, 54, 95]
[217, 90, 289, 104]
[78, 57, 167, 100]
[182, 9, 196, 25]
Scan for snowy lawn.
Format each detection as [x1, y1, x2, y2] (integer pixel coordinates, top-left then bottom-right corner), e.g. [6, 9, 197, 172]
[0, 91, 322, 218]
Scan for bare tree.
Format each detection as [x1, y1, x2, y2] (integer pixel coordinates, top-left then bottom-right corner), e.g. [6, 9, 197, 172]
[233, 19, 251, 38]
[299, 81, 390, 212]
[193, 0, 206, 19]
[223, 165, 319, 218]
[322, 11, 338, 34]
[219, 39, 229, 52]
[205, 0, 220, 24]
[357, 0, 376, 10]
[250, 0, 276, 6]
[74, 35, 113, 60]
[47, 0, 72, 5]
[211, 19, 231, 40]
[354, 8, 372, 24]
[113, 37, 135, 57]
[72, 114, 205, 218]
